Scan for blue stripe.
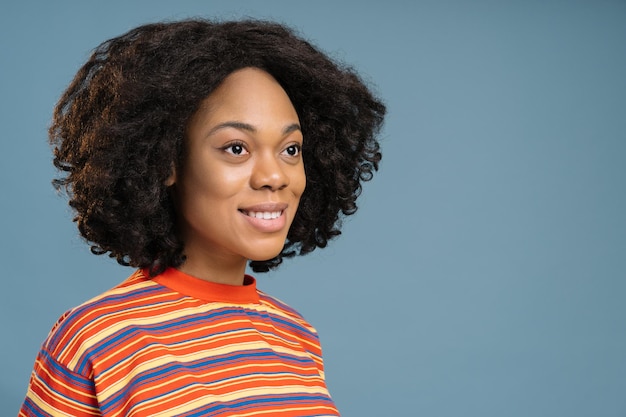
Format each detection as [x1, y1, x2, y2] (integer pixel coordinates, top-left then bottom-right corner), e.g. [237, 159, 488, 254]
[22, 350, 97, 415]
[76, 307, 250, 373]
[247, 309, 319, 340]
[21, 399, 48, 417]
[41, 349, 94, 391]
[100, 351, 319, 412]
[48, 285, 165, 348]
[183, 393, 334, 417]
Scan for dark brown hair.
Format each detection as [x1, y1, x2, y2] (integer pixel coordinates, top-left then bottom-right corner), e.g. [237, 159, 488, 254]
[51, 19, 385, 275]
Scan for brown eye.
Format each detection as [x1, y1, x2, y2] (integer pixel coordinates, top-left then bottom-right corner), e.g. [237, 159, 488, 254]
[223, 142, 248, 156]
[229, 144, 244, 155]
[283, 144, 301, 157]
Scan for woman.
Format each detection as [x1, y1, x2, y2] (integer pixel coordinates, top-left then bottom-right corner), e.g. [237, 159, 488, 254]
[20, 19, 385, 416]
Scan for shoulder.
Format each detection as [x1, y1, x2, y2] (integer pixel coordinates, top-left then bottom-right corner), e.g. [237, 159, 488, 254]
[41, 270, 173, 371]
[256, 290, 320, 339]
[257, 290, 305, 319]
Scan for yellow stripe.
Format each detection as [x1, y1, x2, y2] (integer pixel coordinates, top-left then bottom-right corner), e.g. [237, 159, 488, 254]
[144, 385, 331, 417]
[99, 339, 318, 400]
[66, 302, 237, 367]
[129, 374, 327, 415]
[28, 379, 99, 415]
[97, 326, 313, 384]
[66, 301, 320, 369]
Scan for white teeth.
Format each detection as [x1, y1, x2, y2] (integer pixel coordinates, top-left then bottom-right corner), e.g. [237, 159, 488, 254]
[246, 211, 282, 219]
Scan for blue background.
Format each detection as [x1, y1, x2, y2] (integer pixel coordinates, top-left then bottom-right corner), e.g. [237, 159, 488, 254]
[2, 1, 625, 416]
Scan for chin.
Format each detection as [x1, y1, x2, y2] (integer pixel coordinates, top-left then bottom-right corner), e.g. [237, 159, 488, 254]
[250, 252, 281, 263]
[246, 246, 284, 263]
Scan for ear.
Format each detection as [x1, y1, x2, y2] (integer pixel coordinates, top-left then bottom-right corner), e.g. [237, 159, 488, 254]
[164, 167, 177, 186]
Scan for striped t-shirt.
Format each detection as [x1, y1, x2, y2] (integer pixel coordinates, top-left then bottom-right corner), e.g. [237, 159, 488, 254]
[20, 268, 339, 416]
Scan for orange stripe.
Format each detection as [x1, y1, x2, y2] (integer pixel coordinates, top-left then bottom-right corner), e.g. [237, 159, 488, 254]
[21, 269, 339, 416]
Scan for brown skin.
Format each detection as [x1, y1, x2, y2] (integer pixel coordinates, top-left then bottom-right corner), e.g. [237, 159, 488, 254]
[167, 68, 306, 285]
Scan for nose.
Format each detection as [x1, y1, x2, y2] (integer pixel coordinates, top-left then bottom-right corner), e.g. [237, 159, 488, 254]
[250, 152, 289, 191]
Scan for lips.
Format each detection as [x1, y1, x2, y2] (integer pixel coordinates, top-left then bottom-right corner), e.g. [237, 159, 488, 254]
[243, 210, 283, 220]
[239, 203, 289, 233]
[239, 202, 288, 214]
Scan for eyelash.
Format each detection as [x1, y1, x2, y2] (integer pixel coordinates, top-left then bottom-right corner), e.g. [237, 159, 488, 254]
[220, 141, 302, 157]
[282, 144, 302, 157]
[222, 141, 247, 155]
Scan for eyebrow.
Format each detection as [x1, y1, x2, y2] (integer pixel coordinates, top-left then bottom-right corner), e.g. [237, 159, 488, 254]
[206, 121, 302, 137]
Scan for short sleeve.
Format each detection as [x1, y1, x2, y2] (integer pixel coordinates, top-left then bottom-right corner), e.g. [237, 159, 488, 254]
[19, 348, 100, 417]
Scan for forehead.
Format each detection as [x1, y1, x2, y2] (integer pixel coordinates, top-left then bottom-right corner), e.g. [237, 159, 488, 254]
[196, 67, 298, 122]
[184, 68, 302, 147]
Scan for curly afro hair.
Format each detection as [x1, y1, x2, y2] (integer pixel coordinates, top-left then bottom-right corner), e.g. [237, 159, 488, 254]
[51, 19, 385, 275]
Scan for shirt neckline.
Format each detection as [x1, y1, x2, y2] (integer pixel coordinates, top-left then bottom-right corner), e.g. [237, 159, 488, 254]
[147, 267, 260, 304]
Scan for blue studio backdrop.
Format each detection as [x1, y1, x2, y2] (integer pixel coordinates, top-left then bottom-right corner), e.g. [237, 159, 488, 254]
[1, 1, 625, 416]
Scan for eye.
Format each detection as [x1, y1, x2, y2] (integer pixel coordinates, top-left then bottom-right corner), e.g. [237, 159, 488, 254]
[223, 141, 248, 156]
[283, 144, 302, 157]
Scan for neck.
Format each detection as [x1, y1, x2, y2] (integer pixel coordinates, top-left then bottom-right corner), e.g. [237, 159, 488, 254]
[178, 249, 248, 286]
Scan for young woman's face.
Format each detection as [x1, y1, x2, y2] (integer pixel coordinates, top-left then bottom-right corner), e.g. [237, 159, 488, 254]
[171, 68, 306, 271]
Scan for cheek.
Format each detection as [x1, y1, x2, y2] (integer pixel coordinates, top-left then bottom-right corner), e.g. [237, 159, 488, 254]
[293, 165, 306, 197]
[185, 162, 250, 199]
[211, 165, 251, 189]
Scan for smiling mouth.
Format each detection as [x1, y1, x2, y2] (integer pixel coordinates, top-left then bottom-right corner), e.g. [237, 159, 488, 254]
[240, 210, 283, 220]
